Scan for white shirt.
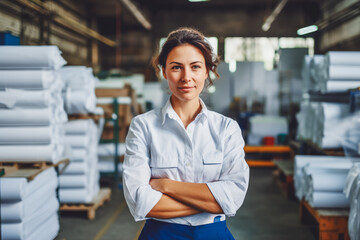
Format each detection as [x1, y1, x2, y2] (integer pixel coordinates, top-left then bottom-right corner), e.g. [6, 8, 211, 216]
[123, 98, 249, 226]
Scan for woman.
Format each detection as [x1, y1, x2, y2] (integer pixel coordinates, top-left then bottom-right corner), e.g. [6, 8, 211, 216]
[123, 27, 249, 240]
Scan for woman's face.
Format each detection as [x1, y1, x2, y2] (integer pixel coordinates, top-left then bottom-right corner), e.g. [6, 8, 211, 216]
[162, 43, 208, 104]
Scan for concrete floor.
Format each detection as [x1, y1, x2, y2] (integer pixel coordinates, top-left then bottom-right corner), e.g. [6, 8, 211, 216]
[55, 168, 315, 240]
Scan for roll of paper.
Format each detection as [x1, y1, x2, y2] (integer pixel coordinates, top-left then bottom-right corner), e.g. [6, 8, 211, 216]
[309, 192, 349, 208]
[0, 126, 59, 145]
[1, 180, 57, 222]
[327, 65, 360, 80]
[0, 145, 54, 162]
[0, 70, 56, 90]
[326, 51, 360, 66]
[0, 108, 52, 126]
[59, 174, 87, 188]
[0, 46, 66, 70]
[1, 196, 59, 239]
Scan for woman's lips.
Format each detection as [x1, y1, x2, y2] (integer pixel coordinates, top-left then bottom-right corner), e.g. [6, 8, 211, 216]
[178, 86, 195, 92]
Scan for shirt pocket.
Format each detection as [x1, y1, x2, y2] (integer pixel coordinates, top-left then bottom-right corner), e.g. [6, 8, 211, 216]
[202, 151, 223, 183]
[150, 149, 179, 179]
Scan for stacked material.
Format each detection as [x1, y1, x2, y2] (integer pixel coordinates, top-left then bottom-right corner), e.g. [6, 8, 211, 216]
[60, 66, 97, 114]
[296, 101, 351, 149]
[247, 115, 288, 145]
[98, 143, 126, 174]
[344, 163, 360, 240]
[302, 52, 360, 93]
[59, 119, 100, 203]
[0, 167, 60, 240]
[0, 46, 68, 163]
[294, 155, 357, 208]
[322, 51, 360, 93]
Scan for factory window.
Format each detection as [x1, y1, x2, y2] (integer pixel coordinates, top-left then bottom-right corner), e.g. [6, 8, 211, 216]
[225, 37, 314, 71]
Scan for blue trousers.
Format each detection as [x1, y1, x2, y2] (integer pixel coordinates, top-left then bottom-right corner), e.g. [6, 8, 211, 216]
[138, 219, 235, 240]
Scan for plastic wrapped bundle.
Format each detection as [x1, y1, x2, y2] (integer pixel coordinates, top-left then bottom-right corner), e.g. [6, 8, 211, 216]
[302, 162, 352, 206]
[60, 66, 97, 114]
[294, 155, 352, 200]
[0, 167, 60, 240]
[344, 163, 360, 240]
[309, 55, 325, 91]
[0, 46, 66, 70]
[59, 119, 100, 203]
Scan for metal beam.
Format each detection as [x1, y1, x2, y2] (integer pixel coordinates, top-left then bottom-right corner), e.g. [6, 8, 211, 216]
[119, 0, 152, 30]
[262, 0, 288, 32]
[13, 0, 116, 47]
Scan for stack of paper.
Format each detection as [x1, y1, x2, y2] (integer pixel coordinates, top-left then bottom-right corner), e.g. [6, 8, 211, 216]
[0, 46, 68, 163]
[59, 119, 100, 203]
[0, 167, 60, 240]
[294, 155, 359, 208]
[344, 163, 360, 240]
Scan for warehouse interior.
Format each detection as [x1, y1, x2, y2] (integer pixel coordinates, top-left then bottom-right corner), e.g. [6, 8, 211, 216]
[0, 0, 360, 240]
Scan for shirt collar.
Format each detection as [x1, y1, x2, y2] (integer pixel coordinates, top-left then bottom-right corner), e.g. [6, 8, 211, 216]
[161, 97, 208, 125]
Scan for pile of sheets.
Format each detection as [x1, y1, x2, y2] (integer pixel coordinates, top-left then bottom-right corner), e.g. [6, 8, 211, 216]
[302, 52, 360, 93]
[59, 119, 100, 203]
[0, 46, 68, 163]
[60, 66, 97, 114]
[344, 163, 360, 240]
[0, 167, 60, 240]
[247, 115, 288, 145]
[296, 101, 352, 148]
[293, 155, 360, 208]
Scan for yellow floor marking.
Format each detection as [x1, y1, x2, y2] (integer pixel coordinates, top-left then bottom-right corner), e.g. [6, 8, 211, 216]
[133, 221, 146, 240]
[93, 202, 126, 240]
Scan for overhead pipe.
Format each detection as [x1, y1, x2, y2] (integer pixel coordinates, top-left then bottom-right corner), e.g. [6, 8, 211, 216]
[119, 0, 152, 30]
[13, 0, 116, 47]
[262, 0, 288, 32]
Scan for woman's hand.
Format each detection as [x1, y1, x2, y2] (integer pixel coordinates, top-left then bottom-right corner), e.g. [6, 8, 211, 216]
[149, 178, 170, 193]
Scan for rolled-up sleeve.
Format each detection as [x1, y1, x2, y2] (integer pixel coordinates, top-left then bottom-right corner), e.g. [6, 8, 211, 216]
[206, 120, 249, 217]
[123, 116, 163, 222]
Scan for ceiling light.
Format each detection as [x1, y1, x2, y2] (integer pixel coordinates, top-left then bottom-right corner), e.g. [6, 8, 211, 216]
[297, 25, 318, 35]
[188, 0, 209, 2]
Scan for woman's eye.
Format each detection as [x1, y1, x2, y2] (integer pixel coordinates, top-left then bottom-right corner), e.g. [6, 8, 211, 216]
[192, 65, 201, 69]
[172, 66, 181, 70]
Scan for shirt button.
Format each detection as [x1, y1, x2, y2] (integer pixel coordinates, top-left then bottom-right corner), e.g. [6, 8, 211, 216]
[186, 162, 191, 167]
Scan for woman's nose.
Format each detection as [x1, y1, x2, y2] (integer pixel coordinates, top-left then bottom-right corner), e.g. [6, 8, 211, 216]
[181, 68, 191, 82]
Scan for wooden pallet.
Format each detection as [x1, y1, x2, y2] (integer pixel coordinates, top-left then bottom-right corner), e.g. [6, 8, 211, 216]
[273, 160, 294, 199]
[300, 200, 350, 240]
[68, 113, 104, 123]
[0, 159, 70, 175]
[60, 188, 112, 220]
[0, 159, 69, 180]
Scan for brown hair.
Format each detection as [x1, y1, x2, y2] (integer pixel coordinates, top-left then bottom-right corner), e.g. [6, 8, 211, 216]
[152, 27, 220, 87]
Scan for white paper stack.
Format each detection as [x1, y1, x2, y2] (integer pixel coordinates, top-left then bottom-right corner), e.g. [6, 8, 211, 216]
[59, 66, 97, 114]
[293, 155, 360, 208]
[0, 46, 68, 163]
[0, 167, 60, 240]
[59, 119, 100, 203]
[344, 163, 360, 240]
[247, 115, 288, 145]
[296, 101, 352, 149]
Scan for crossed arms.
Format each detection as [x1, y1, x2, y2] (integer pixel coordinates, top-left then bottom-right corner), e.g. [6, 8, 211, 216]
[147, 178, 223, 219]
